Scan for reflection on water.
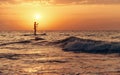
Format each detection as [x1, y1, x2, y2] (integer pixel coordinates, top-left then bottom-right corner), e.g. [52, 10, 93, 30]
[24, 68, 38, 73]
[0, 31, 120, 75]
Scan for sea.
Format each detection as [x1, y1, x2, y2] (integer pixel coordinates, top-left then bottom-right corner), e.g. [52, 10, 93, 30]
[0, 30, 120, 75]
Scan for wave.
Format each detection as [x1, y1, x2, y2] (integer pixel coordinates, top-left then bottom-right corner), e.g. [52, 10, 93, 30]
[0, 37, 45, 46]
[0, 36, 120, 54]
[52, 36, 120, 54]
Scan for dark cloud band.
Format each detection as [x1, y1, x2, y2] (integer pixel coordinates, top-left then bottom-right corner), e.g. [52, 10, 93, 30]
[53, 0, 120, 4]
[0, 0, 120, 5]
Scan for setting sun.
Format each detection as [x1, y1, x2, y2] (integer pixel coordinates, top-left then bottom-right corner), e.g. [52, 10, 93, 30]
[0, 0, 120, 31]
[34, 14, 41, 21]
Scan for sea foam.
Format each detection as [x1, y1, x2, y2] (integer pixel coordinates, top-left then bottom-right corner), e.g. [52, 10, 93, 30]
[53, 36, 120, 54]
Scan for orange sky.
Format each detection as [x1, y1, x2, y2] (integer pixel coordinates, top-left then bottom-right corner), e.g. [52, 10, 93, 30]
[0, 0, 120, 30]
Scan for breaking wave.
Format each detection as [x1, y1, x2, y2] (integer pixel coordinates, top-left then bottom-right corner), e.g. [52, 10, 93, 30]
[53, 36, 120, 54]
[0, 36, 120, 54]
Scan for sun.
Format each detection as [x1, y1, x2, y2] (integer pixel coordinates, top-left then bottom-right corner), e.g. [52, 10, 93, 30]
[34, 14, 41, 20]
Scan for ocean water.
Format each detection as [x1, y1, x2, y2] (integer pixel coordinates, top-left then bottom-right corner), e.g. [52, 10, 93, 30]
[0, 30, 120, 43]
[0, 30, 120, 75]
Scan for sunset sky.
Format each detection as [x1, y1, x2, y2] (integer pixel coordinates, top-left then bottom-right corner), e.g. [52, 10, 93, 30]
[0, 0, 120, 30]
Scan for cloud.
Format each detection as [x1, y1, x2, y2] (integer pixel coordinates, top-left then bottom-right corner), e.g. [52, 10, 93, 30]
[53, 0, 120, 5]
[0, 0, 120, 5]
